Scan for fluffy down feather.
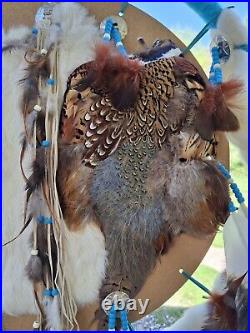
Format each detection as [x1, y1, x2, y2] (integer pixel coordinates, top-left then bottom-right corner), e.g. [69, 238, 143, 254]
[84, 43, 144, 110]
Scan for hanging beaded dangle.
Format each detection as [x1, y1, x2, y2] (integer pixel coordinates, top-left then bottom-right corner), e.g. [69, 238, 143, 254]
[19, 3, 78, 330]
[107, 300, 130, 331]
[100, 3, 128, 56]
[208, 36, 246, 217]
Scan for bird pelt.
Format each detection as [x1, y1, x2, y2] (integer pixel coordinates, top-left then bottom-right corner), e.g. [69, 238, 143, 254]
[59, 40, 243, 330]
[211, 7, 248, 163]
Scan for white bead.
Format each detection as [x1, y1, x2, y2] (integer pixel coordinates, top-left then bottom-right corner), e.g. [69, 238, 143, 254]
[41, 48, 48, 55]
[116, 41, 123, 47]
[33, 321, 40, 329]
[33, 104, 42, 112]
[228, 177, 235, 184]
[31, 249, 38, 256]
[213, 63, 221, 69]
[103, 33, 111, 40]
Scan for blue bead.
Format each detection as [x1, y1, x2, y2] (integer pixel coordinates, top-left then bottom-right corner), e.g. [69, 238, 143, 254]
[44, 217, 53, 224]
[37, 215, 44, 223]
[47, 78, 55, 85]
[238, 197, 245, 204]
[228, 201, 237, 213]
[230, 183, 238, 190]
[41, 140, 50, 147]
[51, 288, 59, 296]
[43, 289, 52, 297]
[32, 27, 38, 35]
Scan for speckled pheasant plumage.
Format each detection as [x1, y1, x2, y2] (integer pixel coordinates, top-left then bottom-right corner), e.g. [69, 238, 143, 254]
[57, 42, 241, 329]
[60, 48, 207, 165]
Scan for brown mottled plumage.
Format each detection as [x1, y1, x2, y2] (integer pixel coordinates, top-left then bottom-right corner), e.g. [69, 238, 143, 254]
[57, 43, 242, 330]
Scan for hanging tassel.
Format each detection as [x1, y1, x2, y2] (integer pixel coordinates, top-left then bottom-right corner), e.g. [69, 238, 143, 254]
[43, 271, 54, 330]
[26, 218, 43, 282]
[46, 292, 63, 331]
[26, 250, 43, 282]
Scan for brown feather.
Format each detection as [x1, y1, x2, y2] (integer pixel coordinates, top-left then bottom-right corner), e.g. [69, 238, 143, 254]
[196, 80, 242, 140]
[20, 135, 28, 182]
[25, 255, 43, 282]
[203, 274, 247, 331]
[85, 43, 144, 110]
[20, 49, 50, 137]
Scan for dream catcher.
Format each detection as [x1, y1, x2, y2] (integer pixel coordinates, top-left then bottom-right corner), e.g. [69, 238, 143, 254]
[2, 2, 247, 331]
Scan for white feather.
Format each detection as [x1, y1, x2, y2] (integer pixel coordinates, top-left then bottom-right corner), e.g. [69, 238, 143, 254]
[211, 8, 248, 163]
[44, 296, 63, 331]
[223, 208, 248, 282]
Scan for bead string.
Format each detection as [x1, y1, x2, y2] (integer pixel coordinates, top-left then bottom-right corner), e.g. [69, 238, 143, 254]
[108, 304, 130, 331]
[216, 161, 246, 213]
[102, 19, 127, 56]
[209, 46, 222, 85]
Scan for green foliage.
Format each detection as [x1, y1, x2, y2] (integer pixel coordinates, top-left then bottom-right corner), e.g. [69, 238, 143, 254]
[213, 229, 224, 248]
[165, 265, 218, 307]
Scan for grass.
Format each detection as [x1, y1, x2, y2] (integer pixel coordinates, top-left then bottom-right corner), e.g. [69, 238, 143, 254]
[212, 228, 224, 248]
[153, 305, 185, 326]
[230, 143, 248, 205]
[165, 265, 218, 308]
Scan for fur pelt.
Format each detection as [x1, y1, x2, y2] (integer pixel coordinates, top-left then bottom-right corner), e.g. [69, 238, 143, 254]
[211, 8, 248, 163]
[147, 144, 230, 236]
[2, 3, 106, 317]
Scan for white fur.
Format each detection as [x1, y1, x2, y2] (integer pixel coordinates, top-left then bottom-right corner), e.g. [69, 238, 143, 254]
[2, 25, 31, 48]
[211, 8, 248, 163]
[2, 26, 36, 315]
[2, 3, 106, 317]
[64, 224, 106, 306]
[46, 2, 101, 103]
